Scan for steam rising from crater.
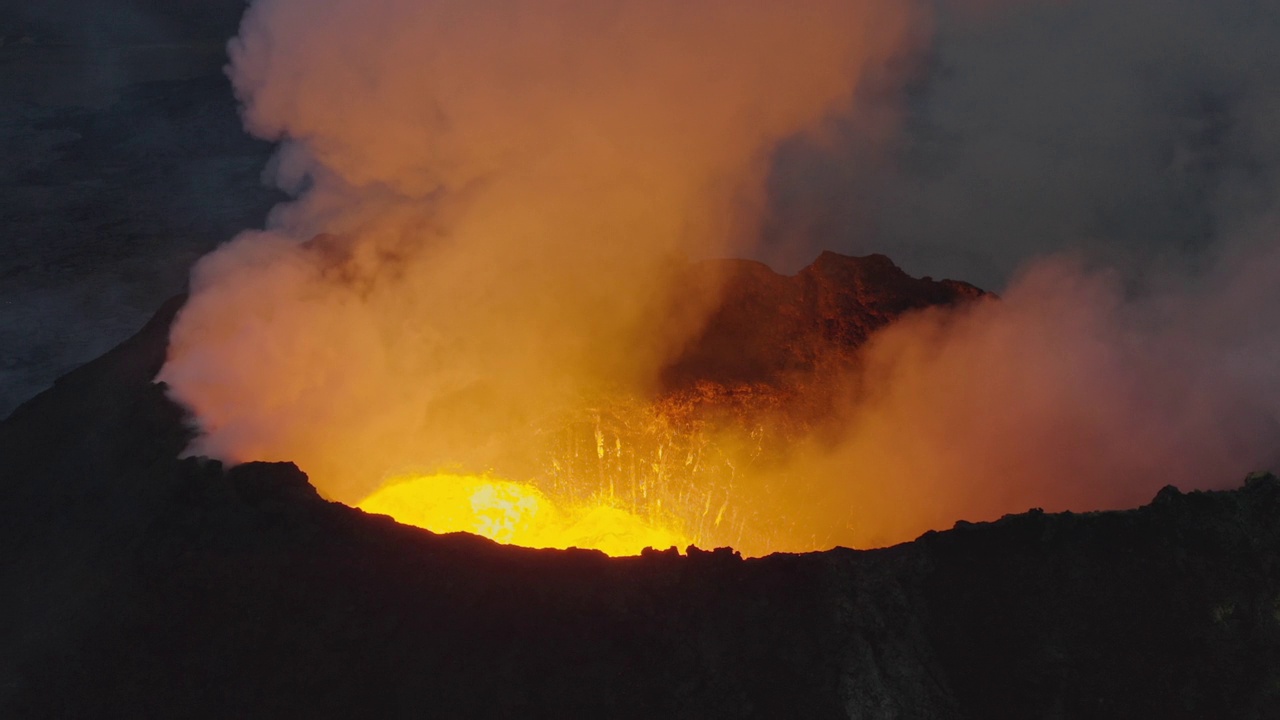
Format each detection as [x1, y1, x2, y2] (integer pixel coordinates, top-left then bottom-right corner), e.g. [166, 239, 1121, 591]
[160, 0, 1280, 555]
[771, 230, 1280, 549]
[160, 0, 919, 503]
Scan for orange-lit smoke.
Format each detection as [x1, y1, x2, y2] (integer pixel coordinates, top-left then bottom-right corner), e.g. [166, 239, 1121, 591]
[160, 0, 1280, 557]
[755, 229, 1280, 550]
[160, 2, 920, 505]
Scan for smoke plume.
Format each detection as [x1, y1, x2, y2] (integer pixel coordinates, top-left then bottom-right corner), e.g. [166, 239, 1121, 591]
[161, 0, 1280, 553]
[160, 0, 920, 503]
[692, 0, 1280, 551]
[773, 0, 1280, 288]
[761, 221, 1280, 549]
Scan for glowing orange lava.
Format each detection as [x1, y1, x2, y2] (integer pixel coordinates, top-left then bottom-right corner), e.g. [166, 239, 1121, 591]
[357, 473, 689, 556]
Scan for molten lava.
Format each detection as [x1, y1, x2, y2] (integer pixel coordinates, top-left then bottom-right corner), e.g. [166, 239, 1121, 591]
[350, 388, 814, 557]
[357, 473, 688, 556]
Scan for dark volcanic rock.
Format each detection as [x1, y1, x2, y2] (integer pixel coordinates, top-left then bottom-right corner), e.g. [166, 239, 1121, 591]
[3, 286, 1280, 719]
[662, 251, 985, 390]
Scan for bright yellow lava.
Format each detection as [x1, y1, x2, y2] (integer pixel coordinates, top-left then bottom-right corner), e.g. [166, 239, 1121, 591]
[357, 473, 689, 557]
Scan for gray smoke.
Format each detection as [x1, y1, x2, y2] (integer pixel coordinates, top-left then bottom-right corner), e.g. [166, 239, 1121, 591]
[748, 0, 1280, 547]
[768, 0, 1280, 289]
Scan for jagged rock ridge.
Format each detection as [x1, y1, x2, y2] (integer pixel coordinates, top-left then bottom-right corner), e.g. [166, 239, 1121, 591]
[662, 251, 985, 390]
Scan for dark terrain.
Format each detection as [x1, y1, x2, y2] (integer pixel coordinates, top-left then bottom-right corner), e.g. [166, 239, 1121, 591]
[2, 264, 1278, 718]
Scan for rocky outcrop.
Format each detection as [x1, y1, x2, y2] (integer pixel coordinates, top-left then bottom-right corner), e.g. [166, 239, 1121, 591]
[2, 270, 1279, 719]
[661, 252, 985, 391]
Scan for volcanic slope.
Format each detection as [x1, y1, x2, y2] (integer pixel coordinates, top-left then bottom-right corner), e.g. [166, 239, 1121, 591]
[2, 253, 1279, 718]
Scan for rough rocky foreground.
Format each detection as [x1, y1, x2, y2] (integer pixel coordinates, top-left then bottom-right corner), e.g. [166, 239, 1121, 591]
[2, 268, 1279, 718]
